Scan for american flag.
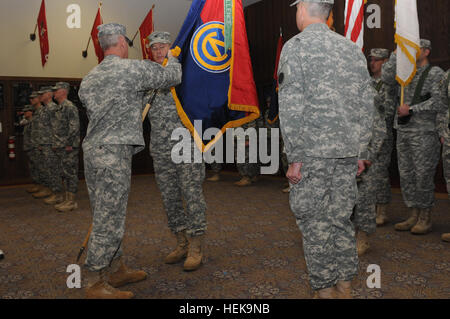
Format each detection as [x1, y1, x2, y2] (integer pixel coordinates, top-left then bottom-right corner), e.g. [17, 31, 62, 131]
[344, 0, 366, 49]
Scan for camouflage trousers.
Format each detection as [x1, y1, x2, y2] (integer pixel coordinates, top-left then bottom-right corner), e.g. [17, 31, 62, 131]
[372, 135, 394, 204]
[397, 131, 441, 209]
[83, 144, 133, 271]
[443, 137, 450, 200]
[353, 164, 377, 234]
[289, 157, 359, 291]
[152, 149, 207, 236]
[26, 149, 41, 184]
[210, 142, 259, 178]
[55, 148, 79, 193]
[40, 145, 63, 193]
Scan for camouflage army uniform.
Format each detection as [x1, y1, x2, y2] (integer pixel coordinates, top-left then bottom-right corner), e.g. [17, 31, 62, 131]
[353, 103, 387, 234]
[147, 88, 207, 237]
[53, 99, 80, 194]
[22, 116, 40, 185]
[79, 54, 181, 271]
[441, 70, 450, 198]
[38, 101, 63, 194]
[30, 106, 47, 187]
[381, 53, 446, 210]
[278, 23, 374, 290]
[209, 119, 260, 178]
[371, 78, 397, 205]
[264, 109, 288, 174]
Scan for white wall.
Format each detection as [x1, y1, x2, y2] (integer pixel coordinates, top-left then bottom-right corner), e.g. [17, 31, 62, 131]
[0, 0, 193, 78]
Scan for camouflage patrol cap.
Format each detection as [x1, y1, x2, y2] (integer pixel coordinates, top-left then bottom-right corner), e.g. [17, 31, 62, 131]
[38, 86, 53, 94]
[369, 48, 389, 59]
[148, 31, 171, 47]
[29, 91, 39, 99]
[291, 0, 334, 6]
[23, 105, 33, 112]
[52, 82, 70, 91]
[420, 39, 432, 50]
[97, 23, 127, 38]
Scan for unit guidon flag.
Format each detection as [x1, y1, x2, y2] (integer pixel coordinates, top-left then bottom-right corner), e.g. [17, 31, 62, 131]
[170, 0, 260, 152]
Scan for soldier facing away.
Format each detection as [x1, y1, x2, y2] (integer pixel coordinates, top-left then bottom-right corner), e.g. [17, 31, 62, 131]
[78, 23, 182, 299]
[278, 0, 374, 298]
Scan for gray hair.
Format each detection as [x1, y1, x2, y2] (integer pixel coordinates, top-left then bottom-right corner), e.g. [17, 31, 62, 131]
[306, 3, 333, 20]
[98, 34, 121, 51]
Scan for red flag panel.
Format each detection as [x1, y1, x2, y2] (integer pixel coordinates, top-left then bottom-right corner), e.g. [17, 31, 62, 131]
[37, 0, 49, 67]
[91, 9, 104, 64]
[139, 9, 154, 60]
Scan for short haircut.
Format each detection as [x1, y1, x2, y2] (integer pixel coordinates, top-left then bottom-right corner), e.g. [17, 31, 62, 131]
[99, 34, 121, 51]
[306, 2, 333, 21]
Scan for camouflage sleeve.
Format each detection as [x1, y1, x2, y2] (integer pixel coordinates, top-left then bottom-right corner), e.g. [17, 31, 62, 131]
[437, 71, 450, 138]
[135, 57, 182, 92]
[381, 53, 398, 86]
[410, 67, 445, 114]
[358, 67, 376, 160]
[67, 105, 80, 147]
[383, 83, 398, 127]
[278, 41, 306, 164]
[367, 107, 387, 162]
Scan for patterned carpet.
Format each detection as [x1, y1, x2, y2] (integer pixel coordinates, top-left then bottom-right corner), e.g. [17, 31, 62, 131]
[0, 171, 449, 299]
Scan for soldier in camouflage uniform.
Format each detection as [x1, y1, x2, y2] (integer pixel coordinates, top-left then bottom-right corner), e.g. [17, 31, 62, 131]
[51, 82, 80, 212]
[367, 49, 397, 226]
[381, 39, 446, 235]
[78, 23, 182, 299]
[29, 91, 48, 195]
[279, 0, 374, 299]
[263, 96, 289, 192]
[206, 119, 261, 186]
[32, 87, 64, 203]
[21, 104, 40, 193]
[146, 31, 206, 271]
[353, 49, 388, 256]
[441, 70, 450, 242]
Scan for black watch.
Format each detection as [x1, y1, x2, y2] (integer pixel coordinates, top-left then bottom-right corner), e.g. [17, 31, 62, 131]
[408, 108, 414, 116]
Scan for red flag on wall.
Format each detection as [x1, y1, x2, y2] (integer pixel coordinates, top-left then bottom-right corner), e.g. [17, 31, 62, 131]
[139, 7, 155, 60]
[37, 0, 49, 66]
[90, 8, 104, 63]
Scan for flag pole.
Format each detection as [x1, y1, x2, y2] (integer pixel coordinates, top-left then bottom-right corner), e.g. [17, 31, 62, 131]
[82, 2, 102, 58]
[400, 85, 405, 106]
[129, 4, 155, 47]
[30, 23, 38, 41]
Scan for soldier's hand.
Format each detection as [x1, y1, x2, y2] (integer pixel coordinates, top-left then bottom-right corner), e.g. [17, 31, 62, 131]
[440, 137, 445, 145]
[357, 160, 366, 176]
[286, 162, 302, 185]
[363, 160, 372, 167]
[397, 104, 410, 117]
[167, 50, 174, 59]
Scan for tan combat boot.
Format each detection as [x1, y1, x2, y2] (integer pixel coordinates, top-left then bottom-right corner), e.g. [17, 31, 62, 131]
[165, 231, 189, 264]
[234, 176, 252, 187]
[411, 208, 432, 235]
[26, 184, 41, 193]
[335, 281, 353, 299]
[108, 257, 147, 288]
[32, 187, 52, 199]
[184, 235, 203, 271]
[54, 192, 69, 210]
[282, 185, 291, 193]
[441, 233, 450, 242]
[376, 204, 389, 226]
[206, 174, 220, 182]
[313, 287, 337, 299]
[44, 192, 65, 205]
[56, 192, 78, 212]
[356, 231, 370, 256]
[394, 208, 419, 231]
[85, 268, 134, 299]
